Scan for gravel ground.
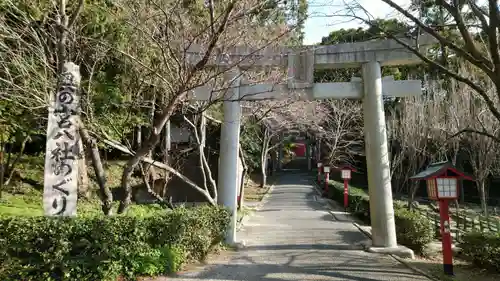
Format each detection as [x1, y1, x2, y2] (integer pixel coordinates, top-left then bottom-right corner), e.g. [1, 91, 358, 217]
[153, 173, 431, 281]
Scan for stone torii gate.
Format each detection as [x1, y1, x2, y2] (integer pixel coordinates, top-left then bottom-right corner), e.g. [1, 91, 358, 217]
[277, 75, 420, 171]
[186, 35, 434, 253]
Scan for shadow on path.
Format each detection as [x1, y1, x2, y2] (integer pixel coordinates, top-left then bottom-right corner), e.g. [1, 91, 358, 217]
[158, 173, 429, 281]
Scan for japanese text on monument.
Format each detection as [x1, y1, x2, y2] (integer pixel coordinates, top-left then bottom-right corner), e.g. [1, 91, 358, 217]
[43, 62, 81, 216]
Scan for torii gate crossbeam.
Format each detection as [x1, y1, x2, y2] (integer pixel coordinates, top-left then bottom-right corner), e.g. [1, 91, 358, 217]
[187, 35, 434, 257]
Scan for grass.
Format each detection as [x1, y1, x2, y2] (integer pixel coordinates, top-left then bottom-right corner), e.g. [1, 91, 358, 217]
[244, 186, 269, 201]
[235, 173, 276, 227]
[1, 157, 277, 219]
[1, 157, 277, 218]
[0, 193, 43, 216]
[0, 192, 167, 218]
[243, 173, 271, 202]
[328, 180, 368, 197]
[237, 205, 254, 222]
[0, 156, 167, 217]
[238, 205, 251, 218]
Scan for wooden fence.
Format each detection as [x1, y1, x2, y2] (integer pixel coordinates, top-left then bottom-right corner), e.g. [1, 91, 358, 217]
[419, 207, 500, 242]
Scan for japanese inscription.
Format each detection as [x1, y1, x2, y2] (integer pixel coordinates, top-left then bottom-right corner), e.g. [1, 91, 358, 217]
[43, 62, 81, 216]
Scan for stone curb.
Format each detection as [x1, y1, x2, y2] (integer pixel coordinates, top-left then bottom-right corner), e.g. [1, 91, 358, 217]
[350, 222, 438, 281]
[352, 222, 371, 238]
[391, 254, 441, 281]
[311, 179, 351, 215]
[310, 177, 438, 281]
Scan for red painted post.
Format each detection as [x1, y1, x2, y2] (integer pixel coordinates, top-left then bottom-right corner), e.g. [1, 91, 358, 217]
[439, 200, 454, 276]
[410, 162, 473, 277]
[343, 179, 349, 208]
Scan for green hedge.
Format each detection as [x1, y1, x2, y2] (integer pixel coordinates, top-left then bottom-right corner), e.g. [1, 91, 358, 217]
[0, 205, 229, 281]
[393, 207, 434, 254]
[460, 232, 500, 272]
[323, 180, 433, 253]
[325, 181, 371, 223]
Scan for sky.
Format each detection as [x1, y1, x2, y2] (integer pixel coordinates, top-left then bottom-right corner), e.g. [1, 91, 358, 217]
[303, 0, 412, 45]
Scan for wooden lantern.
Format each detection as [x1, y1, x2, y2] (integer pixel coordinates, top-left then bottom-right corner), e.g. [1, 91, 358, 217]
[410, 161, 472, 201]
[410, 161, 473, 276]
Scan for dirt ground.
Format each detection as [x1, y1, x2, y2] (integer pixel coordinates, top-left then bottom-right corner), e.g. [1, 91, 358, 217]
[242, 173, 271, 202]
[404, 251, 500, 281]
[176, 246, 237, 275]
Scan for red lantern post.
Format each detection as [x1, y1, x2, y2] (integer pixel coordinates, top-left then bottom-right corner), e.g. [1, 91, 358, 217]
[338, 165, 357, 209]
[410, 162, 473, 276]
[438, 195, 452, 275]
[323, 165, 330, 194]
[317, 162, 323, 182]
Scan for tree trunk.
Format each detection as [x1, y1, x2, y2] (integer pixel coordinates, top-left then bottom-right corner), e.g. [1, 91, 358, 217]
[119, 93, 185, 214]
[103, 134, 216, 206]
[478, 180, 488, 216]
[4, 136, 29, 186]
[454, 199, 460, 229]
[238, 147, 248, 210]
[77, 139, 90, 199]
[79, 125, 113, 215]
[260, 146, 268, 188]
[161, 154, 170, 198]
[163, 119, 171, 180]
[139, 164, 173, 209]
[271, 150, 277, 175]
[0, 141, 4, 199]
[118, 0, 235, 211]
[260, 129, 269, 188]
[135, 125, 142, 150]
[408, 181, 419, 210]
[144, 94, 157, 184]
[260, 159, 267, 188]
[198, 113, 209, 194]
[4, 137, 12, 175]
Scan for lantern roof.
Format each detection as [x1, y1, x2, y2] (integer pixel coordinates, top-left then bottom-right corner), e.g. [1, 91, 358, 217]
[410, 161, 473, 181]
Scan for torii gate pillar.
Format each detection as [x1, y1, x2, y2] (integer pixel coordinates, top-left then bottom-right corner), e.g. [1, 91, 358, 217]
[217, 68, 242, 245]
[362, 61, 397, 248]
[187, 34, 434, 252]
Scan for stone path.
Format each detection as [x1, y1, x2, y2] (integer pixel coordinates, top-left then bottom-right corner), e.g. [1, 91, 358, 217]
[166, 173, 431, 281]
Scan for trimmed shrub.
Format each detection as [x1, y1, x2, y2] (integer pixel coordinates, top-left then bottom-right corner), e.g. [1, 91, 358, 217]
[393, 206, 434, 254]
[325, 181, 371, 223]
[0, 205, 229, 281]
[323, 180, 434, 253]
[460, 231, 500, 272]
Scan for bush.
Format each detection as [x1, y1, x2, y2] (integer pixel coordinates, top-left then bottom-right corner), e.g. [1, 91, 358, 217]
[460, 231, 500, 272]
[0, 205, 229, 281]
[393, 206, 434, 254]
[323, 180, 434, 253]
[325, 181, 371, 223]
